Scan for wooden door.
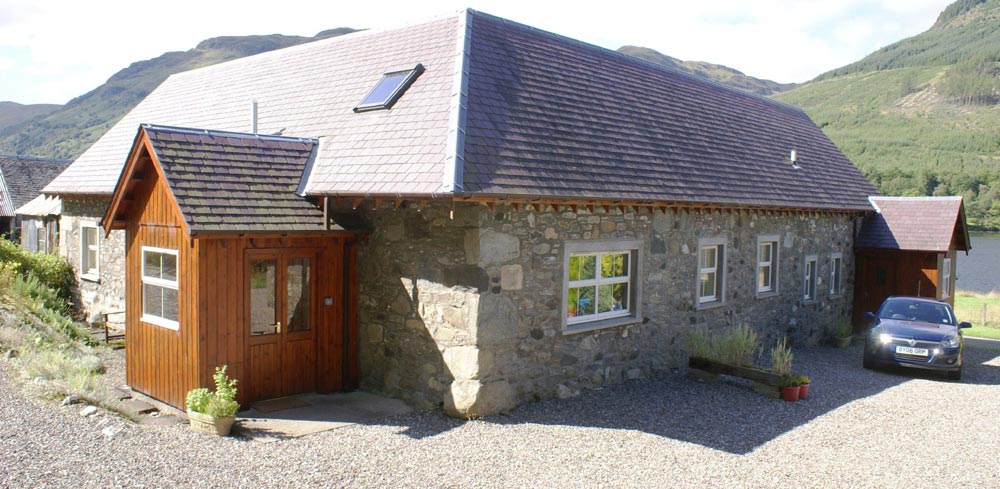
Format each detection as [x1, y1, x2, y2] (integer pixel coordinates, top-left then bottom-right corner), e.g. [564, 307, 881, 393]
[246, 250, 318, 402]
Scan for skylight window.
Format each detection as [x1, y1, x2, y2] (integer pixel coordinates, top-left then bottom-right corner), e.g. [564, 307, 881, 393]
[354, 64, 425, 112]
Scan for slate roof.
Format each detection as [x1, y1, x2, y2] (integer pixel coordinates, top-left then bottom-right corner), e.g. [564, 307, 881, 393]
[48, 9, 877, 212]
[0, 155, 71, 217]
[142, 125, 326, 233]
[15, 194, 61, 217]
[46, 14, 459, 196]
[856, 197, 969, 252]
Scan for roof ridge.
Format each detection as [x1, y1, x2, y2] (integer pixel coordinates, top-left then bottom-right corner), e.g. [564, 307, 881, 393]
[871, 196, 962, 201]
[442, 8, 471, 193]
[466, 9, 806, 115]
[141, 123, 318, 144]
[0, 153, 73, 163]
[166, 10, 468, 83]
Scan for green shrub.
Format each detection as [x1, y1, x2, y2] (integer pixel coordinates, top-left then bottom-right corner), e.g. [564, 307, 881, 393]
[185, 365, 240, 418]
[835, 317, 853, 338]
[205, 396, 239, 418]
[186, 388, 211, 413]
[686, 323, 761, 367]
[0, 239, 75, 305]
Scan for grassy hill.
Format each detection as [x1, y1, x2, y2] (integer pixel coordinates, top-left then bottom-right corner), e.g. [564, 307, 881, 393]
[617, 46, 796, 95]
[0, 28, 357, 160]
[775, 0, 1000, 230]
[0, 102, 61, 133]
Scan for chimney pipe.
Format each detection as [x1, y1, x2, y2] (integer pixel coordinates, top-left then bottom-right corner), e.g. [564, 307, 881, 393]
[251, 100, 258, 133]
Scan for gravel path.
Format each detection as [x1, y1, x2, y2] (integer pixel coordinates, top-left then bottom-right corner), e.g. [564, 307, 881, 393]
[2, 342, 1000, 488]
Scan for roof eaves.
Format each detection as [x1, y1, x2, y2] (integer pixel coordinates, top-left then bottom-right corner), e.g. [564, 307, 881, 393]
[441, 8, 471, 194]
[0, 169, 12, 216]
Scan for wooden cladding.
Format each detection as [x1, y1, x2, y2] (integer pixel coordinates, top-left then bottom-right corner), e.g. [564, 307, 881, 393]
[122, 168, 357, 408]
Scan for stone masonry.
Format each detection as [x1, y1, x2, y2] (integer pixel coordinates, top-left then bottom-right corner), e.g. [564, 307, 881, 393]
[60, 197, 126, 320]
[355, 201, 857, 418]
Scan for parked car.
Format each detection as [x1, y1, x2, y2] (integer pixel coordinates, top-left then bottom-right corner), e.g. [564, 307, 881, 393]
[863, 296, 971, 380]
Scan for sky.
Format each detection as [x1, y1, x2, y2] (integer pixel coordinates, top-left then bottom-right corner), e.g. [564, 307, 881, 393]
[0, 0, 953, 105]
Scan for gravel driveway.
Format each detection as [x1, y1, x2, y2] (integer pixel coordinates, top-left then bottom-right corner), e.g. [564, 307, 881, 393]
[2, 341, 1000, 488]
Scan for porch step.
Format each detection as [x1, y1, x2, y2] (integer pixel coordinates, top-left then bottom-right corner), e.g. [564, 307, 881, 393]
[121, 399, 158, 415]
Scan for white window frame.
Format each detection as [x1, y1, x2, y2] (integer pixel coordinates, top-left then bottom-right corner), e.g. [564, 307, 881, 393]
[141, 246, 180, 331]
[696, 237, 726, 308]
[562, 240, 642, 334]
[79, 223, 100, 281]
[941, 257, 952, 299]
[803, 254, 818, 301]
[829, 252, 843, 296]
[756, 235, 780, 297]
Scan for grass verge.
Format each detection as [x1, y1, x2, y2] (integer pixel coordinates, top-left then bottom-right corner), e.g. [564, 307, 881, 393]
[0, 257, 134, 420]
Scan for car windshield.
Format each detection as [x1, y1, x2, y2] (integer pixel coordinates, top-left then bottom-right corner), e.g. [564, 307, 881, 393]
[877, 299, 955, 325]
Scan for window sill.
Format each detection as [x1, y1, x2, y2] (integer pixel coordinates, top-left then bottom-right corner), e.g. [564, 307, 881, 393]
[141, 315, 179, 331]
[755, 291, 779, 300]
[563, 316, 640, 336]
[696, 300, 726, 311]
[80, 273, 100, 283]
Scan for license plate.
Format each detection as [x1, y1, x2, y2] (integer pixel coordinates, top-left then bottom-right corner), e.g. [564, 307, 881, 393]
[896, 346, 929, 356]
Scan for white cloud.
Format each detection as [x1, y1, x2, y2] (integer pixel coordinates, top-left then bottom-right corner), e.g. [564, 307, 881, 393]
[0, 0, 954, 104]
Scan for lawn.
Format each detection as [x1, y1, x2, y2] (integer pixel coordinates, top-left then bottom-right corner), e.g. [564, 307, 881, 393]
[955, 290, 1000, 339]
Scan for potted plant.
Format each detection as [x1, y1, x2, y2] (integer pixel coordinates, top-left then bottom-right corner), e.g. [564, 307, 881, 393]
[186, 365, 239, 436]
[834, 318, 853, 348]
[797, 375, 811, 399]
[778, 376, 800, 402]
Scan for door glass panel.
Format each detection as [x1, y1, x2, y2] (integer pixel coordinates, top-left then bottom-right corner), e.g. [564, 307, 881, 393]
[250, 259, 277, 335]
[286, 258, 311, 332]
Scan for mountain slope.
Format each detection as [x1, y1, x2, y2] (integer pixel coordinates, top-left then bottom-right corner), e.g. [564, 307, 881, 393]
[775, 0, 1000, 230]
[0, 102, 61, 133]
[617, 46, 796, 95]
[0, 29, 357, 159]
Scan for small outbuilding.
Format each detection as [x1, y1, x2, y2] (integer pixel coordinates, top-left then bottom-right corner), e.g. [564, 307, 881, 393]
[14, 195, 62, 253]
[853, 196, 970, 327]
[102, 124, 361, 407]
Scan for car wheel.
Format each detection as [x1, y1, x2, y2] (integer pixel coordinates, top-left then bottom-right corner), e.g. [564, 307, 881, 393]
[946, 368, 962, 381]
[863, 349, 874, 370]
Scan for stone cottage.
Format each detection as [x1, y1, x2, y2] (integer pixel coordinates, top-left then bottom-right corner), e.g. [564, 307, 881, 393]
[47, 10, 877, 416]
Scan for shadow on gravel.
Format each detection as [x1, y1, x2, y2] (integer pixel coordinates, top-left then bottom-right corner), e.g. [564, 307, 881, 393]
[478, 342, 1000, 455]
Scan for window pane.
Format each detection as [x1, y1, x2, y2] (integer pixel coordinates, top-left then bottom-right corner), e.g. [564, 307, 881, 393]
[287, 258, 311, 332]
[86, 249, 98, 273]
[700, 271, 716, 299]
[162, 253, 177, 282]
[567, 288, 579, 317]
[602, 253, 628, 278]
[162, 287, 178, 321]
[361, 72, 409, 106]
[579, 255, 596, 281]
[569, 255, 580, 281]
[763, 243, 773, 263]
[598, 282, 629, 313]
[250, 259, 277, 335]
[144, 252, 161, 279]
[758, 265, 771, 291]
[144, 283, 163, 318]
[700, 246, 716, 269]
[577, 286, 596, 316]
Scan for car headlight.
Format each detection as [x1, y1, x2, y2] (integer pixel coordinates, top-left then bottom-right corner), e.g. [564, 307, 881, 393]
[879, 333, 893, 345]
[941, 336, 959, 348]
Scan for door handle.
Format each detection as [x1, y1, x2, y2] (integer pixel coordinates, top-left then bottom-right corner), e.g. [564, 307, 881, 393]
[275, 321, 282, 334]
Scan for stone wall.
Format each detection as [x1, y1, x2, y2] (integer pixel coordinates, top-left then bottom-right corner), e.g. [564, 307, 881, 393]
[60, 197, 126, 320]
[355, 201, 858, 417]
[353, 201, 487, 413]
[476, 206, 856, 407]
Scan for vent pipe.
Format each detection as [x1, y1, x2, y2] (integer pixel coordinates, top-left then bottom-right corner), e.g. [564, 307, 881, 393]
[250, 100, 258, 134]
[790, 149, 800, 170]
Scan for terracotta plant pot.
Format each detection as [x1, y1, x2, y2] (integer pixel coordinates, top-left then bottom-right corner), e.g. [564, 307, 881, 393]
[834, 336, 852, 348]
[798, 384, 810, 399]
[187, 409, 236, 436]
[781, 386, 800, 402]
